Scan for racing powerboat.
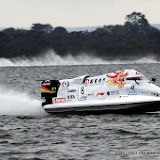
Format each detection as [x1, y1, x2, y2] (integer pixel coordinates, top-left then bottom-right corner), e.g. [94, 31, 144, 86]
[41, 69, 160, 114]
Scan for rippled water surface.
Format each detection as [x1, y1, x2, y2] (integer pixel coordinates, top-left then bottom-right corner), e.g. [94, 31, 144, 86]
[0, 63, 160, 160]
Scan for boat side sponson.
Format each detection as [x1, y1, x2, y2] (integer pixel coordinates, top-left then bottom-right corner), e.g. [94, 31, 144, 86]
[44, 96, 160, 114]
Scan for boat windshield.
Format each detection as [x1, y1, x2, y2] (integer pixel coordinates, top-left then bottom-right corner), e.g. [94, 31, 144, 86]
[126, 76, 148, 81]
[126, 77, 142, 80]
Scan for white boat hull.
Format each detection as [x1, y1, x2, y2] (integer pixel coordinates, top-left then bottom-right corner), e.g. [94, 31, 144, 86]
[44, 96, 160, 114]
[41, 69, 160, 114]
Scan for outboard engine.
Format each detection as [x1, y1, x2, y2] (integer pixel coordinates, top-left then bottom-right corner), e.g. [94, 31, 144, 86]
[41, 80, 60, 106]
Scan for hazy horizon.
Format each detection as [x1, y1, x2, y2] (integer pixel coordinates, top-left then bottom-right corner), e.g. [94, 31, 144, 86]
[0, 24, 160, 32]
[0, 0, 160, 28]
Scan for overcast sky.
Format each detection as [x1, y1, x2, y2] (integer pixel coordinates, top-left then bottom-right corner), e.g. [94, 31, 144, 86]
[0, 0, 159, 28]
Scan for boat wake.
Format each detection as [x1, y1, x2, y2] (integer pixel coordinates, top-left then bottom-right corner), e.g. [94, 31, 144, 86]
[0, 50, 159, 67]
[0, 87, 48, 117]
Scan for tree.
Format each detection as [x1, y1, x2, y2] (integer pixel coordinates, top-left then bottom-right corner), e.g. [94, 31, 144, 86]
[125, 12, 149, 27]
[3, 27, 16, 34]
[53, 27, 68, 35]
[31, 23, 53, 33]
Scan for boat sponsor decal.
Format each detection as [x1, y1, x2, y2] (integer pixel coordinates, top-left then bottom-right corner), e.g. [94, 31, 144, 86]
[106, 70, 129, 89]
[51, 87, 56, 90]
[55, 98, 66, 104]
[84, 79, 89, 86]
[67, 89, 77, 92]
[130, 85, 136, 90]
[90, 79, 94, 84]
[151, 93, 159, 96]
[107, 91, 110, 96]
[151, 92, 155, 96]
[80, 95, 87, 100]
[138, 91, 145, 95]
[62, 81, 69, 88]
[96, 92, 105, 96]
[88, 92, 94, 96]
[41, 86, 56, 92]
[67, 95, 75, 99]
[102, 78, 106, 83]
[111, 90, 119, 95]
[139, 91, 150, 95]
[127, 89, 137, 95]
[74, 78, 82, 83]
[136, 71, 143, 76]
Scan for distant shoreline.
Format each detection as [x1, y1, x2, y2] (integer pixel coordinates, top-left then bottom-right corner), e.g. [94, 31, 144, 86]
[0, 24, 160, 32]
[0, 13, 160, 60]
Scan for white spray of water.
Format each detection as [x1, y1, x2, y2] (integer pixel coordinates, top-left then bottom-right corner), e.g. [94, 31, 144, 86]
[0, 50, 159, 67]
[0, 87, 49, 117]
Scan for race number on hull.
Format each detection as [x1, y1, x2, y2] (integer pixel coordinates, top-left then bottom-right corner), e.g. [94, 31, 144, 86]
[78, 86, 87, 101]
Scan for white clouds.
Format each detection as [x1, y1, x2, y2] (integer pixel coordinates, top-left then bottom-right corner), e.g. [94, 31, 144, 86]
[0, 0, 159, 27]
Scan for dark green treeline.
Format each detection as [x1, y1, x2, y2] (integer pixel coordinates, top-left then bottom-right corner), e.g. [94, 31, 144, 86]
[0, 12, 160, 60]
